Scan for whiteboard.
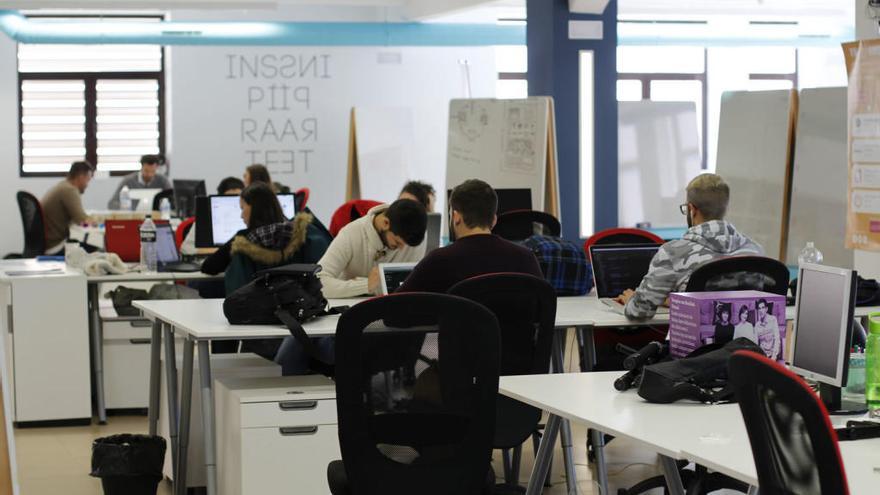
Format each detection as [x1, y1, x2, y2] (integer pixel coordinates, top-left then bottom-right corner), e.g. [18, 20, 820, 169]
[787, 87, 853, 268]
[446, 98, 550, 210]
[716, 90, 797, 260]
[353, 106, 415, 202]
[618, 101, 702, 228]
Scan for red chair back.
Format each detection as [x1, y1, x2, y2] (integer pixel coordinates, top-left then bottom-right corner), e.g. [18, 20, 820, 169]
[329, 199, 382, 237]
[294, 187, 310, 212]
[583, 228, 664, 261]
[175, 217, 196, 250]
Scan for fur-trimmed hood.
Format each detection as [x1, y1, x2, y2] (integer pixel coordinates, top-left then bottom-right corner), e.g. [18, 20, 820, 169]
[230, 212, 313, 266]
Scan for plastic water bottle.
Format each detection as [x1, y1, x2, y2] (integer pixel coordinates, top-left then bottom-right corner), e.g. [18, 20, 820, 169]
[797, 241, 823, 266]
[119, 185, 132, 211]
[867, 313, 880, 416]
[159, 197, 171, 220]
[139, 215, 158, 273]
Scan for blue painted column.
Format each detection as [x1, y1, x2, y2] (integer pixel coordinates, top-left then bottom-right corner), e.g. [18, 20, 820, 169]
[527, 0, 617, 243]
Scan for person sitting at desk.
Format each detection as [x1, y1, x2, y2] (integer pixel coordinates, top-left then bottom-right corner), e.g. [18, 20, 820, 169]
[180, 176, 244, 256]
[107, 154, 172, 209]
[243, 163, 291, 193]
[317, 199, 427, 298]
[42, 161, 95, 253]
[396, 179, 542, 293]
[398, 180, 436, 212]
[616, 173, 763, 319]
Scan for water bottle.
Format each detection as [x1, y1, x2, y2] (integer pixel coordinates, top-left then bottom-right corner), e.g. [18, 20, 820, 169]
[119, 185, 132, 211]
[139, 215, 158, 273]
[866, 313, 880, 416]
[797, 241, 823, 266]
[159, 197, 171, 220]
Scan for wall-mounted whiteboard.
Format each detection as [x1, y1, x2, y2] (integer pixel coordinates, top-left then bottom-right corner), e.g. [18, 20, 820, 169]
[446, 97, 558, 215]
[786, 87, 853, 268]
[618, 101, 702, 228]
[716, 90, 797, 260]
[347, 106, 415, 202]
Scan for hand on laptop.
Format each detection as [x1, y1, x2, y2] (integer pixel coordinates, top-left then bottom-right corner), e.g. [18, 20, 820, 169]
[615, 289, 635, 306]
[367, 267, 381, 295]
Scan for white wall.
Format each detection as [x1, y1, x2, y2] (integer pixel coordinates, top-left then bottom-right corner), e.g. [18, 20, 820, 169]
[0, 6, 496, 256]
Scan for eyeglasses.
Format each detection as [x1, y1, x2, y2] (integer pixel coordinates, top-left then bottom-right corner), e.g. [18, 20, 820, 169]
[679, 203, 689, 216]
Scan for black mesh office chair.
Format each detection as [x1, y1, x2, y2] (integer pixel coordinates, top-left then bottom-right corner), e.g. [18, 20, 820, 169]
[12, 191, 47, 258]
[327, 293, 500, 495]
[152, 188, 175, 211]
[448, 274, 556, 492]
[685, 256, 790, 295]
[730, 350, 850, 495]
[492, 210, 561, 241]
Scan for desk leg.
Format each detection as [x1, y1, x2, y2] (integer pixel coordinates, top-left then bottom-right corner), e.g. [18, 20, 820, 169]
[579, 325, 596, 372]
[88, 283, 107, 424]
[747, 486, 759, 495]
[589, 429, 608, 494]
[163, 325, 179, 488]
[147, 321, 162, 436]
[659, 455, 686, 495]
[176, 339, 195, 495]
[525, 414, 562, 495]
[198, 341, 218, 495]
[551, 330, 580, 495]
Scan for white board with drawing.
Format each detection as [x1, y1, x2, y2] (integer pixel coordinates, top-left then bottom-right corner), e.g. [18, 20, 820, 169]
[786, 87, 853, 268]
[715, 90, 797, 260]
[446, 98, 551, 211]
[618, 101, 702, 228]
[352, 106, 415, 202]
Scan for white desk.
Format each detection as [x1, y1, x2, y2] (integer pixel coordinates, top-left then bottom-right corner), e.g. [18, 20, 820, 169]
[500, 372, 880, 495]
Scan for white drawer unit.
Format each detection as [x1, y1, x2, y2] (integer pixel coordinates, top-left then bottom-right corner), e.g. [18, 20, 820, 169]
[215, 375, 338, 495]
[102, 318, 153, 410]
[160, 352, 281, 488]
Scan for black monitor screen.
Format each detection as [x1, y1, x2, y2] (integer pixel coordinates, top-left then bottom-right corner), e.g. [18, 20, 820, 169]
[173, 179, 207, 218]
[384, 267, 414, 294]
[590, 244, 659, 298]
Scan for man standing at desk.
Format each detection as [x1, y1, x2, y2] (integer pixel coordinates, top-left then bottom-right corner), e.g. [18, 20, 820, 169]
[42, 161, 94, 253]
[107, 154, 172, 209]
[616, 173, 763, 319]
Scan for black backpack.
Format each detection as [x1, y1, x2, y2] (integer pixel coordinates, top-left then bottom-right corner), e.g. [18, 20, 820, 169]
[637, 338, 765, 404]
[223, 263, 327, 325]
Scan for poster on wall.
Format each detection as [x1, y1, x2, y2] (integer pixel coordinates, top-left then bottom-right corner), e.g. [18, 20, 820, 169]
[844, 40, 880, 251]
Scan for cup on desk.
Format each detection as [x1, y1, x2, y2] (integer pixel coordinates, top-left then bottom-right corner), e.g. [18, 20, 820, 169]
[64, 242, 79, 265]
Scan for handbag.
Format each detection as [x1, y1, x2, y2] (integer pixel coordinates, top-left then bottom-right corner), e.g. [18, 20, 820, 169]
[523, 235, 593, 296]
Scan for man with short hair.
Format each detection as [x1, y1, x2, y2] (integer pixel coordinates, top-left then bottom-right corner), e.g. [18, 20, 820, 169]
[107, 154, 172, 209]
[617, 173, 763, 319]
[42, 161, 95, 252]
[317, 199, 427, 297]
[397, 179, 542, 294]
[399, 180, 436, 212]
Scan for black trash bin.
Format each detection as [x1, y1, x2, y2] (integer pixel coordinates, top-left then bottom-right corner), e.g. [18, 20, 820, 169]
[90, 434, 167, 495]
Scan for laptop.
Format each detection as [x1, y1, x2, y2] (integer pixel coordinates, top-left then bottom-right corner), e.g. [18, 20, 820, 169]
[378, 262, 417, 295]
[589, 244, 668, 315]
[425, 213, 442, 254]
[156, 223, 200, 272]
[105, 220, 146, 262]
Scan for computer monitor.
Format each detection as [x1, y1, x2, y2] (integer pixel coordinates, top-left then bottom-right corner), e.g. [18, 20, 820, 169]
[207, 194, 297, 246]
[589, 244, 660, 298]
[173, 179, 207, 218]
[129, 189, 162, 212]
[790, 263, 860, 414]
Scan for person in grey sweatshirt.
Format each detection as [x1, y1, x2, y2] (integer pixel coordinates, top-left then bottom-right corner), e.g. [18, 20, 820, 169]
[617, 173, 763, 319]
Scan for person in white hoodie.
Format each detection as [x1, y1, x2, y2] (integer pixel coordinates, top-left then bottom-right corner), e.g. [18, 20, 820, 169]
[317, 199, 427, 298]
[617, 173, 764, 319]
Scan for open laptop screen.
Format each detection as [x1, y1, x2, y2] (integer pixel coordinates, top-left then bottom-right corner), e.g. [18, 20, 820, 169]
[155, 224, 180, 264]
[590, 244, 660, 298]
[379, 263, 417, 295]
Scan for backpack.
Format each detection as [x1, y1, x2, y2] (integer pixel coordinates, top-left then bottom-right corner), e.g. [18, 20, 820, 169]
[636, 338, 765, 404]
[223, 263, 327, 325]
[523, 235, 593, 296]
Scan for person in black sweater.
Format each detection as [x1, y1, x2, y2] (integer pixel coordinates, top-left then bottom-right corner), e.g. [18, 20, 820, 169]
[397, 179, 542, 294]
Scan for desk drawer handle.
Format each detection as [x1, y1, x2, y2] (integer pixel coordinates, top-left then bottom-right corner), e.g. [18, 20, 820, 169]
[279, 426, 317, 436]
[279, 400, 317, 411]
[129, 320, 152, 328]
[129, 339, 151, 345]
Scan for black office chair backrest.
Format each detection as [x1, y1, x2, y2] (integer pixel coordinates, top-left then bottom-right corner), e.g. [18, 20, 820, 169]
[729, 351, 850, 495]
[333, 293, 500, 495]
[152, 188, 175, 211]
[492, 209, 561, 241]
[17, 191, 46, 257]
[685, 256, 789, 296]
[448, 273, 556, 449]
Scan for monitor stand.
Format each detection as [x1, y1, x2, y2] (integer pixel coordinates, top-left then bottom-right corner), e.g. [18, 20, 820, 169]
[820, 382, 868, 415]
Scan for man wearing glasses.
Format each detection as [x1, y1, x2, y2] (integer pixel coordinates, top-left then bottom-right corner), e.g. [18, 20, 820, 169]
[615, 173, 762, 319]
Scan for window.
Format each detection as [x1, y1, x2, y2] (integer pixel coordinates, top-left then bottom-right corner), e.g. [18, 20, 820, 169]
[17, 16, 165, 177]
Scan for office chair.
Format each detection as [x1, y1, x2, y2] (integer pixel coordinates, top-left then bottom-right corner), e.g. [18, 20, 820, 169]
[13, 191, 47, 258]
[491, 209, 561, 242]
[327, 293, 500, 495]
[730, 350, 850, 495]
[583, 227, 664, 260]
[329, 199, 383, 237]
[152, 188, 175, 211]
[685, 256, 790, 296]
[449, 274, 556, 492]
[294, 187, 310, 212]
[175, 217, 196, 250]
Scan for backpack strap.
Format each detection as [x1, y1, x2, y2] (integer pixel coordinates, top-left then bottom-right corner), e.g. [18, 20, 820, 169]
[275, 307, 337, 377]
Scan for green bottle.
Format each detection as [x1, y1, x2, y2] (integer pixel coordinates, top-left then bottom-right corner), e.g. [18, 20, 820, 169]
[866, 313, 880, 416]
